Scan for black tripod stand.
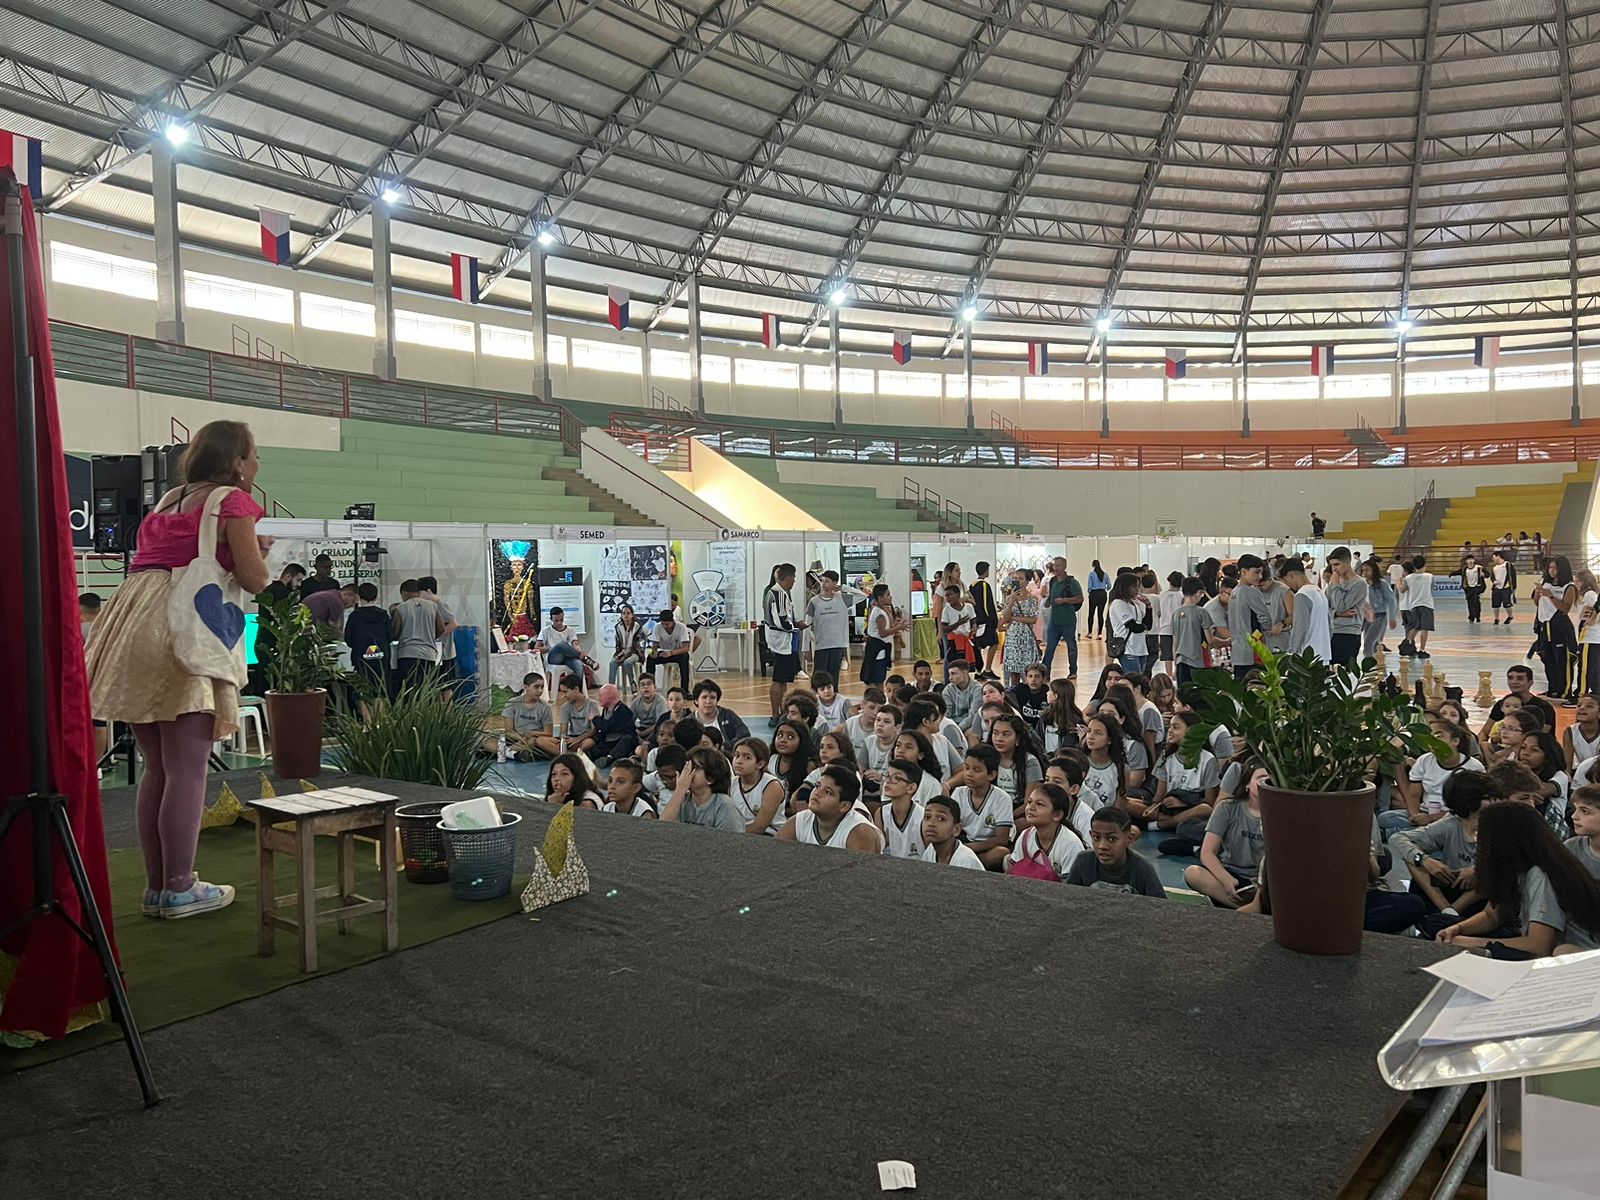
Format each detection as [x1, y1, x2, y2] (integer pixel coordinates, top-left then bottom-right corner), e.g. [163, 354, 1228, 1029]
[0, 172, 158, 1105]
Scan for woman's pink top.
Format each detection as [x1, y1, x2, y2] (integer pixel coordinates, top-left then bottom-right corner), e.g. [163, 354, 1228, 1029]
[131, 488, 265, 572]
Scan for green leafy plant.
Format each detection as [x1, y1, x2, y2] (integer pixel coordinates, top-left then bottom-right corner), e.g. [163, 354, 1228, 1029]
[1180, 634, 1445, 792]
[255, 589, 349, 694]
[327, 670, 494, 790]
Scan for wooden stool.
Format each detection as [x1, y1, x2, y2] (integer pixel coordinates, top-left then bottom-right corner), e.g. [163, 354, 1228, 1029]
[253, 796, 400, 973]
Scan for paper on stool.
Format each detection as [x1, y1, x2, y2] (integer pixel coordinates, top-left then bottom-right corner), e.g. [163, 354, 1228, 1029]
[877, 1161, 916, 1191]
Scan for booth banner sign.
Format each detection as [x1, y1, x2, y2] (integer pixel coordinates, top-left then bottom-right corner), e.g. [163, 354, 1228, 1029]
[1017, 534, 1045, 545]
[717, 528, 763, 542]
[554, 525, 614, 543]
[1154, 516, 1180, 536]
[306, 540, 381, 588]
[841, 532, 877, 545]
[348, 520, 379, 539]
[708, 541, 748, 623]
[943, 534, 971, 546]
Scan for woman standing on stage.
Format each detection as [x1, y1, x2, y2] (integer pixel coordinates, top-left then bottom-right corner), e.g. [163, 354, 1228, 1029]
[88, 421, 270, 919]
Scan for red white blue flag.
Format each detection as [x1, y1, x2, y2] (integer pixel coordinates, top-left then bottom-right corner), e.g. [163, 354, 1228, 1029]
[258, 207, 291, 265]
[450, 253, 479, 304]
[1027, 341, 1049, 376]
[1474, 335, 1501, 369]
[608, 286, 630, 331]
[0, 130, 43, 199]
[761, 312, 781, 349]
[891, 329, 912, 365]
[1164, 348, 1187, 380]
[1311, 344, 1336, 377]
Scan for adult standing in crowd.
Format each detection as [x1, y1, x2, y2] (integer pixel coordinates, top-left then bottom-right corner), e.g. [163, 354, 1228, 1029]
[969, 561, 1000, 676]
[1534, 555, 1578, 702]
[87, 420, 270, 919]
[806, 570, 852, 686]
[1041, 556, 1082, 680]
[1084, 560, 1110, 638]
[762, 563, 801, 727]
[1324, 547, 1368, 667]
[299, 553, 340, 598]
[249, 561, 304, 694]
[998, 567, 1040, 687]
[1358, 558, 1393, 661]
[394, 579, 444, 690]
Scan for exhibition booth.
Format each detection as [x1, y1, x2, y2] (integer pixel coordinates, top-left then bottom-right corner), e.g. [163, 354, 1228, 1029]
[254, 518, 1373, 698]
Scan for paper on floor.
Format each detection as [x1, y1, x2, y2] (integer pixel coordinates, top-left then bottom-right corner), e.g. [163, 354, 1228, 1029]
[1422, 953, 1600, 1046]
[1423, 952, 1535, 1000]
[877, 1161, 916, 1191]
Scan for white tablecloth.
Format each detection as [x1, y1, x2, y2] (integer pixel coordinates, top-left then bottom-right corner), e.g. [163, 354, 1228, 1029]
[489, 650, 544, 689]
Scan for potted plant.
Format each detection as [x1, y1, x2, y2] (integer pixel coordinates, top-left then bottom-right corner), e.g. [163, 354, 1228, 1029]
[256, 589, 348, 778]
[1181, 636, 1443, 955]
[326, 670, 495, 791]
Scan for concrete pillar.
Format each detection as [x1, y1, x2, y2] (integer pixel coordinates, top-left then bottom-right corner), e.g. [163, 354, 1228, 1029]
[687, 275, 704, 418]
[371, 203, 397, 381]
[963, 324, 974, 433]
[830, 307, 843, 430]
[529, 246, 550, 401]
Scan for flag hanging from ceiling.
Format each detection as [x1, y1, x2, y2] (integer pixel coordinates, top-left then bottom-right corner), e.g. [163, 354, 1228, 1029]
[258, 207, 291, 265]
[450, 253, 479, 304]
[1164, 348, 1188, 380]
[607, 286, 630, 331]
[1311, 344, 1336, 377]
[0, 130, 43, 199]
[1474, 335, 1501, 369]
[891, 329, 912, 365]
[1027, 341, 1049, 376]
[761, 313, 781, 349]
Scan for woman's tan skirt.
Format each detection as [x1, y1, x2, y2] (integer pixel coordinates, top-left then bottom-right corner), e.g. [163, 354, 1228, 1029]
[87, 570, 241, 739]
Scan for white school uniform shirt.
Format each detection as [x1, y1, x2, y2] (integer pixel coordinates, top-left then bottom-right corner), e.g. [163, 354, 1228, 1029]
[794, 809, 877, 850]
[861, 734, 897, 774]
[1493, 562, 1510, 588]
[951, 784, 1013, 845]
[641, 769, 673, 801]
[1580, 591, 1600, 643]
[1081, 759, 1120, 810]
[1006, 825, 1086, 877]
[1572, 724, 1600, 764]
[1408, 572, 1435, 610]
[880, 802, 926, 859]
[1574, 756, 1598, 790]
[814, 694, 851, 729]
[844, 714, 875, 758]
[602, 798, 655, 817]
[731, 771, 783, 834]
[1409, 754, 1484, 814]
[1155, 588, 1184, 637]
[1290, 583, 1332, 663]
[1107, 598, 1147, 655]
[920, 842, 985, 870]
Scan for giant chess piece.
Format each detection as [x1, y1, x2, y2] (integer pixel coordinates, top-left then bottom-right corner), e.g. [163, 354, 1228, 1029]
[1374, 648, 1387, 677]
[1476, 670, 1496, 708]
[1398, 659, 1412, 692]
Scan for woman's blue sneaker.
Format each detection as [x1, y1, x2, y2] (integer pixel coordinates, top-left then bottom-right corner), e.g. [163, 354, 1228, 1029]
[141, 888, 162, 917]
[160, 878, 236, 920]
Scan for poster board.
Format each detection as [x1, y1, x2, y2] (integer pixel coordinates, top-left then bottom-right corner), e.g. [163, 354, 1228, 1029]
[707, 542, 748, 626]
[596, 542, 671, 649]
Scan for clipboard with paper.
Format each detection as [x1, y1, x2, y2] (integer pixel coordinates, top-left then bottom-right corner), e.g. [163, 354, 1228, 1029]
[1378, 949, 1600, 1091]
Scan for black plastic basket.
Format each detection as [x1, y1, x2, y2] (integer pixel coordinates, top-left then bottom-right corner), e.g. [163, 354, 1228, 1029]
[439, 812, 523, 901]
[396, 802, 450, 884]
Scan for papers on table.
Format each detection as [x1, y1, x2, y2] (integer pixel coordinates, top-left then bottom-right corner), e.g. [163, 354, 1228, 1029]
[248, 785, 399, 816]
[1421, 952, 1600, 1046]
[877, 1161, 916, 1191]
[1423, 952, 1535, 1000]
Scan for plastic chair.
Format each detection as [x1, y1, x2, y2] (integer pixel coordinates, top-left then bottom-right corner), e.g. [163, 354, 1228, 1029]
[232, 699, 267, 756]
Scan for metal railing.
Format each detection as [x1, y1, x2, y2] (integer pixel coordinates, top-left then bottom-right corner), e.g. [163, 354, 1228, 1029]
[1394, 479, 1437, 557]
[607, 419, 693, 472]
[902, 476, 1015, 535]
[48, 320, 584, 457]
[46, 318, 1598, 473]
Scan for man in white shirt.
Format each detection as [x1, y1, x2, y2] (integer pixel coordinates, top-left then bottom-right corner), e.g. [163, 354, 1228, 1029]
[1402, 556, 1436, 660]
[805, 569, 852, 689]
[646, 609, 697, 691]
[1280, 561, 1331, 664]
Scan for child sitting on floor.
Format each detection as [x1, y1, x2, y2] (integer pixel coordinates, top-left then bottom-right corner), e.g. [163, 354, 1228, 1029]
[1045, 752, 1096, 848]
[920, 794, 985, 870]
[1183, 764, 1266, 908]
[630, 674, 667, 756]
[946, 744, 1013, 870]
[842, 687, 885, 757]
[1005, 781, 1086, 881]
[1142, 710, 1220, 833]
[1065, 806, 1166, 898]
[1568, 785, 1600, 881]
[546, 752, 604, 810]
[642, 743, 686, 805]
[768, 718, 819, 814]
[730, 736, 786, 836]
[1439, 800, 1600, 957]
[1080, 713, 1128, 813]
[812, 671, 851, 731]
[987, 712, 1045, 822]
[603, 758, 658, 818]
[661, 746, 744, 832]
[777, 764, 884, 852]
[860, 704, 903, 800]
[1392, 771, 1502, 937]
[876, 758, 926, 860]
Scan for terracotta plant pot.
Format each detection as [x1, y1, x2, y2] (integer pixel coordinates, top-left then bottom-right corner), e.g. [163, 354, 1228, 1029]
[264, 689, 328, 780]
[1257, 783, 1375, 956]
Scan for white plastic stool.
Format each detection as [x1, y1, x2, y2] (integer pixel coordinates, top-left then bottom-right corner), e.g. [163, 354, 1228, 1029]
[233, 702, 266, 756]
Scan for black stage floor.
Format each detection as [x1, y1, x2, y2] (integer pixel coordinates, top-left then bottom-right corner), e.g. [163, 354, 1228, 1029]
[2, 772, 1452, 1199]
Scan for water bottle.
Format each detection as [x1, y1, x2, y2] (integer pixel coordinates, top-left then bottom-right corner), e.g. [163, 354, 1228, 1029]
[497, 733, 509, 764]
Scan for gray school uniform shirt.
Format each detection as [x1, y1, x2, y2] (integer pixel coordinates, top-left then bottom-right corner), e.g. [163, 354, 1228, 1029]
[677, 792, 745, 832]
[501, 699, 552, 737]
[631, 693, 667, 733]
[1258, 582, 1292, 653]
[1170, 603, 1214, 667]
[1391, 815, 1476, 871]
[1205, 799, 1264, 878]
[806, 593, 852, 652]
[395, 597, 441, 662]
[1565, 836, 1600, 882]
[1225, 586, 1268, 659]
[1325, 577, 1369, 637]
[558, 698, 601, 738]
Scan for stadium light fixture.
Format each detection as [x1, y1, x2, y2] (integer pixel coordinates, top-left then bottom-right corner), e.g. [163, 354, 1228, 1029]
[961, 305, 978, 322]
[163, 122, 190, 147]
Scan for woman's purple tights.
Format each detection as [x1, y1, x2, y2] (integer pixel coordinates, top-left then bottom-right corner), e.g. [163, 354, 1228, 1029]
[132, 713, 215, 892]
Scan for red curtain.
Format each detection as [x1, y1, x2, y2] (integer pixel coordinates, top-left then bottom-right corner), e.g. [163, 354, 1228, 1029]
[0, 181, 118, 1038]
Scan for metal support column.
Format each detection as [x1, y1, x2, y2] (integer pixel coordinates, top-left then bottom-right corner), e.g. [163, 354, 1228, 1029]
[1099, 339, 1110, 439]
[1395, 334, 1408, 435]
[371, 204, 397, 381]
[830, 307, 843, 430]
[1571, 305, 1582, 427]
[1240, 332, 1252, 437]
[150, 137, 185, 344]
[963, 323, 974, 432]
[687, 275, 705, 418]
[529, 246, 550, 402]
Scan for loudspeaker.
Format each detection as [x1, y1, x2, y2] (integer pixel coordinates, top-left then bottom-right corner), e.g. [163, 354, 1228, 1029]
[140, 443, 184, 510]
[90, 454, 142, 553]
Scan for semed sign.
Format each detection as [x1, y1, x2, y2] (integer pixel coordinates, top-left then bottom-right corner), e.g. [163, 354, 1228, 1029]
[553, 526, 613, 543]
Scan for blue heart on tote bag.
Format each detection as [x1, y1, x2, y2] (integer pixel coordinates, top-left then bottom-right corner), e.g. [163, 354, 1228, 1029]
[194, 583, 246, 649]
